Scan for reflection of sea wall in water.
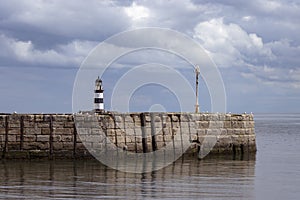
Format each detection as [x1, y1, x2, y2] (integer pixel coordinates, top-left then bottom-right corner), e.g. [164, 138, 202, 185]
[0, 158, 256, 198]
[0, 112, 256, 159]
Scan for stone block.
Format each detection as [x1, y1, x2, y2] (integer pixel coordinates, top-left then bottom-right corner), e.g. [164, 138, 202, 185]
[53, 142, 63, 150]
[80, 135, 104, 143]
[116, 136, 125, 144]
[52, 135, 61, 142]
[245, 121, 255, 128]
[162, 127, 171, 136]
[188, 121, 196, 129]
[197, 129, 205, 136]
[106, 129, 115, 136]
[231, 114, 244, 121]
[143, 121, 151, 128]
[223, 114, 230, 121]
[125, 135, 135, 143]
[125, 128, 135, 136]
[218, 114, 226, 121]
[230, 135, 244, 144]
[225, 128, 232, 135]
[162, 121, 171, 129]
[206, 129, 222, 136]
[34, 115, 43, 122]
[200, 114, 209, 121]
[180, 114, 190, 122]
[245, 128, 253, 135]
[70, 128, 76, 135]
[220, 128, 227, 135]
[248, 135, 256, 142]
[76, 128, 91, 136]
[156, 141, 165, 149]
[61, 135, 73, 142]
[91, 128, 101, 135]
[231, 121, 244, 128]
[179, 127, 189, 135]
[9, 122, 20, 128]
[154, 122, 162, 128]
[209, 121, 224, 128]
[156, 134, 164, 143]
[23, 120, 35, 128]
[15, 134, 22, 143]
[170, 115, 178, 122]
[54, 128, 72, 135]
[132, 115, 141, 123]
[0, 128, 5, 135]
[134, 128, 142, 137]
[23, 135, 36, 142]
[154, 115, 161, 122]
[114, 115, 123, 123]
[216, 136, 232, 147]
[64, 121, 75, 128]
[37, 135, 49, 142]
[124, 122, 135, 129]
[234, 129, 245, 135]
[190, 114, 201, 121]
[180, 122, 189, 129]
[63, 142, 74, 150]
[23, 142, 47, 150]
[197, 121, 209, 129]
[8, 128, 20, 135]
[164, 134, 172, 142]
[124, 115, 134, 123]
[249, 114, 254, 121]
[53, 121, 64, 127]
[145, 115, 151, 122]
[135, 136, 142, 143]
[207, 114, 219, 121]
[8, 135, 17, 142]
[41, 128, 50, 135]
[37, 122, 49, 128]
[106, 136, 116, 144]
[0, 135, 4, 143]
[52, 115, 69, 121]
[223, 121, 231, 128]
[126, 143, 136, 151]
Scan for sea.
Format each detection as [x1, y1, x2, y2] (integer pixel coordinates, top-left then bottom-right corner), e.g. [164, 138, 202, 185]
[0, 113, 299, 199]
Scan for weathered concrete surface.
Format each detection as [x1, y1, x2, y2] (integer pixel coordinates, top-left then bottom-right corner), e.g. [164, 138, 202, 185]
[0, 112, 256, 159]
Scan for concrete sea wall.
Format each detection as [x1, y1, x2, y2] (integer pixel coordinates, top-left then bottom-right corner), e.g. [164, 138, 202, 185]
[0, 112, 256, 159]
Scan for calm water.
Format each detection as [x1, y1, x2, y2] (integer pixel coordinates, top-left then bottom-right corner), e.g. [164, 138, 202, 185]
[0, 114, 299, 199]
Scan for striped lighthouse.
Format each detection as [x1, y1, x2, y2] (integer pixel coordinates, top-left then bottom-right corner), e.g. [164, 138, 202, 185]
[94, 76, 104, 113]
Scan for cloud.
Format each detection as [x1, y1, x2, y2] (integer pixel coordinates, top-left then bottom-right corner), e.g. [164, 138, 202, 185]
[192, 16, 300, 95]
[0, 0, 130, 46]
[124, 2, 150, 21]
[193, 18, 274, 68]
[0, 34, 96, 67]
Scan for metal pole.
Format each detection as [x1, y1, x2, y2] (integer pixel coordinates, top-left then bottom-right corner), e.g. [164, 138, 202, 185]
[195, 65, 200, 113]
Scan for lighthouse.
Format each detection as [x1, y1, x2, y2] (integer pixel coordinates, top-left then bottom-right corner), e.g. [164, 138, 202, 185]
[94, 76, 104, 113]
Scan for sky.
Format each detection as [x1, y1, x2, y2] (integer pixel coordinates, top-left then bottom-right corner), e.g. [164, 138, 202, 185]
[0, 0, 299, 114]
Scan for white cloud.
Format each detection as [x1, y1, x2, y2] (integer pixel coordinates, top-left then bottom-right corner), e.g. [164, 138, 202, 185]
[193, 18, 274, 68]
[124, 2, 150, 21]
[242, 16, 254, 22]
[192, 16, 300, 93]
[0, 34, 95, 66]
